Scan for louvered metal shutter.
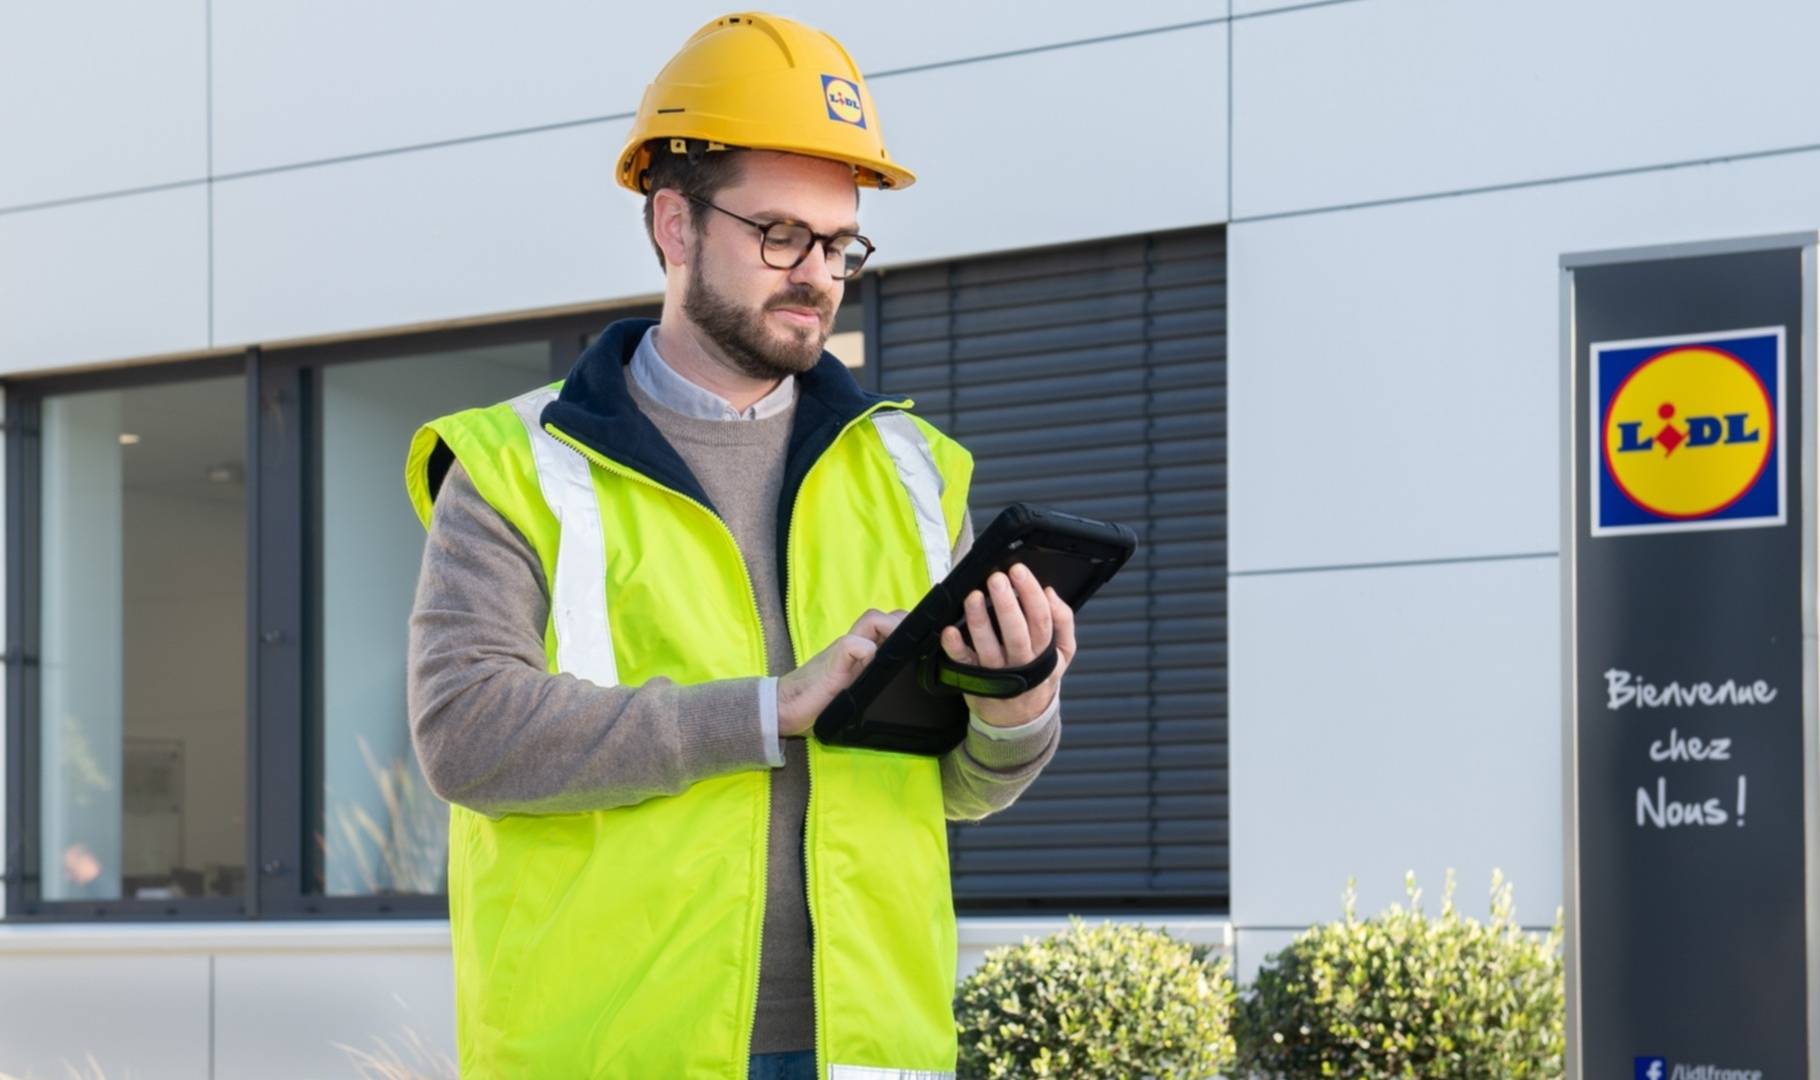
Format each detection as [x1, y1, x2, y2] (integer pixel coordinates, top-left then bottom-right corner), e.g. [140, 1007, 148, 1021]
[868, 227, 1228, 910]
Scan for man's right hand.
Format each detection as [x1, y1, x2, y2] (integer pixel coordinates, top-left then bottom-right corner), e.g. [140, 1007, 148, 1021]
[777, 608, 906, 736]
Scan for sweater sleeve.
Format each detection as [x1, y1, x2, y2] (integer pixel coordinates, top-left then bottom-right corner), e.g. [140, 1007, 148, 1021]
[939, 509, 1064, 823]
[406, 460, 774, 819]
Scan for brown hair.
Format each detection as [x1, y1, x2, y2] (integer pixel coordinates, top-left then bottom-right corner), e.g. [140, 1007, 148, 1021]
[641, 141, 747, 272]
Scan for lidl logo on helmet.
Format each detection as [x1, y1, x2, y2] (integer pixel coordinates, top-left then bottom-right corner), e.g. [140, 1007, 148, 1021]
[1592, 326, 1785, 537]
[821, 74, 866, 128]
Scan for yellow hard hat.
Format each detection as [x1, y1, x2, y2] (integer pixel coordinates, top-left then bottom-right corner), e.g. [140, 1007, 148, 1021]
[615, 12, 916, 194]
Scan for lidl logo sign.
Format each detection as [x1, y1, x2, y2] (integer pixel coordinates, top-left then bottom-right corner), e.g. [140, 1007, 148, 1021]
[821, 74, 866, 128]
[1592, 326, 1785, 537]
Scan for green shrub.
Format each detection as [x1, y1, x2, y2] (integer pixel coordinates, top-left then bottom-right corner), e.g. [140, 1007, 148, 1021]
[1234, 870, 1564, 1080]
[954, 916, 1237, 1079]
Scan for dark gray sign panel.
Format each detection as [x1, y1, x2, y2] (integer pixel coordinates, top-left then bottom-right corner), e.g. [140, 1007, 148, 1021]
[1563, 233, 1820, 1080]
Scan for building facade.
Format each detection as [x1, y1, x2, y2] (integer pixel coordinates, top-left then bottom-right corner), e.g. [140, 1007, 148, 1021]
[1, 0, 1814, 1074]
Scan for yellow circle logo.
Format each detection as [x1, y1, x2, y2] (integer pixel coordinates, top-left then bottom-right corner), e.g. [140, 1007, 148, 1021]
[821, 75, 866, 127]
[1603, 346, 1773, 519]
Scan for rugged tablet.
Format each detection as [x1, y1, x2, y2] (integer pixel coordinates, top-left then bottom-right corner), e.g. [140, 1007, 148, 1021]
[814, 502, 1137, 756]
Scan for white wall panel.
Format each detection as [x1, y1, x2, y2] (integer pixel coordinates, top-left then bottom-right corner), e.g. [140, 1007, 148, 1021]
[1232, 0, 1329, 15]
[0, 954, 210, 1079]
[210, 1, 1221, 177]
[829, 1, 1224, 75]
[213, 23, 1229, 346]
[0, 0, 207, 209]
[864, 23, 1227, 270]
[1232, 0, 1820, 219]
[1233, 927, 1298, 989]
[211, 120, 649, 347]
[1228, 557, 1562, 928]
[0, 186, 210, 374]
[215, 951, 456, 1079]
[1230, 149, 1820, 574]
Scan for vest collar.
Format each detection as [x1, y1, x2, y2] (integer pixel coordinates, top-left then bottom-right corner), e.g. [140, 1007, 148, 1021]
[541, 317, 905, 524]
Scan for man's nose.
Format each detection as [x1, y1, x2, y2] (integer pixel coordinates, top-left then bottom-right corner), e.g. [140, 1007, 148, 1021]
[787, 242, 838, 290]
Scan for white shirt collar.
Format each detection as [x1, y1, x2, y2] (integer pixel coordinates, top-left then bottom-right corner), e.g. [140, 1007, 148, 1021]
[629, 325, 796, 422]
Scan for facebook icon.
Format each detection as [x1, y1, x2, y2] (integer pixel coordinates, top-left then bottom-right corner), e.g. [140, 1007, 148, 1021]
[1635, 1058, 1667, 1080]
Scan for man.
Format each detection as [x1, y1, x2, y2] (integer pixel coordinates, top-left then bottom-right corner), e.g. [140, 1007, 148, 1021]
[403, 13, 1073, 1079]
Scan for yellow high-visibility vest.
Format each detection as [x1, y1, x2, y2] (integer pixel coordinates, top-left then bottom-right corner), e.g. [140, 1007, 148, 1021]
[404, 319, 973, 1079]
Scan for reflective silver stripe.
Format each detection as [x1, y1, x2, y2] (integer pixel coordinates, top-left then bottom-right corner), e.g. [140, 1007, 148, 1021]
[508, 387, 619, 688]
[828, 1067, 955, 1080]
[871, 411, 952, 584]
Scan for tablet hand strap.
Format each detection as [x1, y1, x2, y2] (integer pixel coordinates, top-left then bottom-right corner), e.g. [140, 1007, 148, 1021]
[918, 640, 1059, 699]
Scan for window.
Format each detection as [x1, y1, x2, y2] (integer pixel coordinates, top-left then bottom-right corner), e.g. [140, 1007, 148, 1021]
[4, 249, 1215, 919]
[259, 320, 610, 917]
[44, 375, 248, 905]
[313, 343, 550, 897]
[8, 363, 250, 916]
[4, 314, 623, 920]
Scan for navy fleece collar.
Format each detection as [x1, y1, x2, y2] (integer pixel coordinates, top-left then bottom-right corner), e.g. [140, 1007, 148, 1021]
[542, 317, 904, 547]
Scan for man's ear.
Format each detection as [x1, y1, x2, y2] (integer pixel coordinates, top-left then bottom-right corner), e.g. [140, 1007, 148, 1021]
[652, 188, 693, 269]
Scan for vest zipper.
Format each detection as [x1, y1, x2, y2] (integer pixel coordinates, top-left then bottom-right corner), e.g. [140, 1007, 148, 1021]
[539, 420, 778, 1068]
[782, 400, 912, 1080]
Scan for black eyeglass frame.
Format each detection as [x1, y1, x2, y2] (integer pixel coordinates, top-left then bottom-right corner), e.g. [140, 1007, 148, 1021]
[685, 194, 876, 280]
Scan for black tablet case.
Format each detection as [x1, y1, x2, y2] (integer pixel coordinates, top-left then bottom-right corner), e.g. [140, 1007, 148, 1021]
[813, 503, 1138, 755]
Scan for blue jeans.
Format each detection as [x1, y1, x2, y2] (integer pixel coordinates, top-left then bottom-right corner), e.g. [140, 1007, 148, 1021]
[749, 1050, 816, 1080]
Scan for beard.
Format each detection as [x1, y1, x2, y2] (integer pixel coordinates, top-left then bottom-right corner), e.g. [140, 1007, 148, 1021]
[682, 247, 833, 381]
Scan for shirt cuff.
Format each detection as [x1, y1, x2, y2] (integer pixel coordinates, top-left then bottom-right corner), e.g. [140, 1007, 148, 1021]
[969, 687, 1060, 741]
[759, 676, 785, 767]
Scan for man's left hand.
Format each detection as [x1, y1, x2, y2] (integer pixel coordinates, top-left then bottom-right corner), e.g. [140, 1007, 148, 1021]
[938, 562, 1077, 729]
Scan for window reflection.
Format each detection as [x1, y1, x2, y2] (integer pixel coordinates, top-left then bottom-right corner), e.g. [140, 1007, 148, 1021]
[315, 342, 549, 896]
[40, 376, 248, 901]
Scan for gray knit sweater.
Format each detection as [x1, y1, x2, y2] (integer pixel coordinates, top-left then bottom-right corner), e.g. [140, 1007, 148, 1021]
[406, 340, 1061, 1053]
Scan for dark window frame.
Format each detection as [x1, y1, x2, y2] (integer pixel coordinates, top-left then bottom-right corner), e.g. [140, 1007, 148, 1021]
[4, 354, 253, 921]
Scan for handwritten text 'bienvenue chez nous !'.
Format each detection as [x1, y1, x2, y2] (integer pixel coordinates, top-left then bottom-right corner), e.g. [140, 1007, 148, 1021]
[1605, 669, 1771, 830]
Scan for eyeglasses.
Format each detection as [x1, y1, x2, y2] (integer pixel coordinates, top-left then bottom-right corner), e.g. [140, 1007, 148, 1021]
[686, 195, 876, 280]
